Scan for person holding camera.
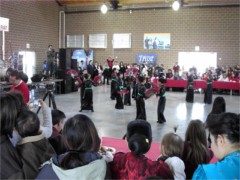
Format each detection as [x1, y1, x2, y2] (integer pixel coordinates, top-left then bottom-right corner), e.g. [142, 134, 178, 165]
[46, 45, 55, 78]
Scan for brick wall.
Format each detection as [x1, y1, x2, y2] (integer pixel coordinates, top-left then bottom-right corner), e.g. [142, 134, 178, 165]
[0, 3, 239, 71]
[0, 0, 59, 72]
[65, 7, 239, 69]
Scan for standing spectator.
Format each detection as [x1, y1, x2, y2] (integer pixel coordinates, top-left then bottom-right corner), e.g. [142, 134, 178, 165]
[87, 60, 94, 79]
[9, 69, 29, 103]
[46, 45, 55, 78]
[110, 120, 173, 179]
[193, 113, 240, 179]
[173, 62, 180, 76]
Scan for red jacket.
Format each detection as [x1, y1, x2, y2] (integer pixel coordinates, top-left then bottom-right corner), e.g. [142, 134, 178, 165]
[11, 81, 29, 103]
[110, 152, 173, 179]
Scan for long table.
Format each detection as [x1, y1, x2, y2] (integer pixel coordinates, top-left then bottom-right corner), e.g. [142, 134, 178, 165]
[102, 137, 218, 163]
[151, 78, 240, 95]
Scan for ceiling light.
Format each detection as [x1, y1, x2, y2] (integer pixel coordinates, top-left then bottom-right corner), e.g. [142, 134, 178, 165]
[172, 1, 180, 11]
[101, 3, 108, 14]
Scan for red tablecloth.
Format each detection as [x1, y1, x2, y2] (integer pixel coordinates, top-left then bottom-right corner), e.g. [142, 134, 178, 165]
[102, 137, 218, 163]
[156, 78, 240, 91]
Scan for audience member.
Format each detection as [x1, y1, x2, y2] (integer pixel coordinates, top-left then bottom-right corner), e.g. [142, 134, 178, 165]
[48, 109, 67, 155]
[9, 69, 29, 103]
[193, 113, 240, 179]
[158, 131, 186, 180]
[37, 114, 107, 179]
[0, 93, 24, 179]
[15, 110, 56, 179]
[110, 119, 173, 179]
[182, 120, 213, 179]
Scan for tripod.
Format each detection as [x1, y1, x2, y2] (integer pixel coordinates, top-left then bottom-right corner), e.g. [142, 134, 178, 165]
[37, 89, 57, 114]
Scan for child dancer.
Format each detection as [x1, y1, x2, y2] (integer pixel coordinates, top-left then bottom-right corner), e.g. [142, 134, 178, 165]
[156, 78, 167, 123]
[136, 75, 148, 120]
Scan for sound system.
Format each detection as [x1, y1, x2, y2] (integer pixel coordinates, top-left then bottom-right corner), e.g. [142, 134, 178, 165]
[71, 59, 78, 71]
[56, 70, 72, 94]
[59, 48, 72, 70]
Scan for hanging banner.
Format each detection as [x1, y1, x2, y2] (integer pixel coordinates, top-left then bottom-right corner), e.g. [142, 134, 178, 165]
[0, 17, 9, 31]
[136, 54, 157, 65]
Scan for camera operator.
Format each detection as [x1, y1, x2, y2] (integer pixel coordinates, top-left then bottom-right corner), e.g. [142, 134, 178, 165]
[46, 45, 55, 78]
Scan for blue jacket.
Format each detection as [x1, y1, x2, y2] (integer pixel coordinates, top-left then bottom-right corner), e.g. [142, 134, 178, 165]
[192, 150, 240, 179]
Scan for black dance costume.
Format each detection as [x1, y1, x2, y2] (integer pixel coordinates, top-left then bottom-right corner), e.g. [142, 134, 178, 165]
[136, 83, 147, 120]
[186, 75, 194, 103]
[124, 77, 131, 106]
[111, 76, 117, 100]
[156, 84, 166, 123]
[115, 77, 124, 109]
[204, 75, 213, 104]
[79, 79, 95, 112]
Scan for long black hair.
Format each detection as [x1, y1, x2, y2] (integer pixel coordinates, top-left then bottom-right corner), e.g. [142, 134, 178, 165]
[60, 114, 101, 169]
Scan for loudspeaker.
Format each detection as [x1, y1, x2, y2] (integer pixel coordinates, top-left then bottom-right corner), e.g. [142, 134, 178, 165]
[59, 48, 72, 70]
[56, 70, 72, 94]
[71, 59, 78, 71]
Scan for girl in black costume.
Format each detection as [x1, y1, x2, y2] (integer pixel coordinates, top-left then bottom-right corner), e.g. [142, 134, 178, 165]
[79, 74, 95, 112]
[136, 75, 149, 120]
[186, 70, 194, 103]
[204, 70, 213, 104]
[115, 73, 124, 109]
[156, 78, 167, 123]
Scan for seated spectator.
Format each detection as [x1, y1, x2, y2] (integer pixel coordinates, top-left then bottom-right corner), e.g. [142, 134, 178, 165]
[50, 109, 65, 137]
[193, 113, 240, 179]
[10, 98, 53, 146]
[48, 109, 67, 155]
[218, 73, 229, 82]
[0, 93, 24, 179]
[15, 110, 56, 179]
[37, 114, 107, 179]
[182, 120, 213, 179]
[158, 131, 186, 180]
[110, 119, 173, 179]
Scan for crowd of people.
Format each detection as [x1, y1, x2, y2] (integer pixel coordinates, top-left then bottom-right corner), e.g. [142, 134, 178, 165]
[1, 56, 239, 179]
[0, 90, 239, 179]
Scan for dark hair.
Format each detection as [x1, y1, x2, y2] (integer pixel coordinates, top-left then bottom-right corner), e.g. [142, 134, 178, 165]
[60, 114, 101, 169]
[210, 96, 226, 114]
[51, 109, 66, 125]
[0, 93, 20, 138]
[161, 133, 183, 158]
[128, 133, 151, 155]
[10, 91, 29, 111]
[206, 112, 239, 145]
[138, 75, 145, 83]
[185, 120, 210, 164]
[83, 73, 89, 80]
[127, 120, 152, 155]
[48, 45, 52, 48]
[16, 110, 40, 138]
[9, 69, 21, 80]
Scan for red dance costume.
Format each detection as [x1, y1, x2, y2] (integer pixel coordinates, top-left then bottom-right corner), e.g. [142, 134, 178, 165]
[110, 152, 173, 179]
[11, 80, 29, 103]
